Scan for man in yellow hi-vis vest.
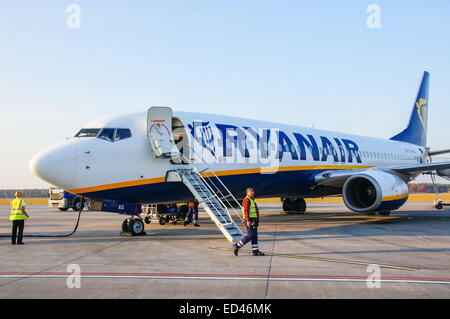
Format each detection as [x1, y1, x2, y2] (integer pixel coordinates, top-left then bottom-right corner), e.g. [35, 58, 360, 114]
[233, 188, 265, 256]
[10, 192, 29, 245]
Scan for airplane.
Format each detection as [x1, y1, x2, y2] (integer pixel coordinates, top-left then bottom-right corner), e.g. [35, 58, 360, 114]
[29, 71, 450, 241]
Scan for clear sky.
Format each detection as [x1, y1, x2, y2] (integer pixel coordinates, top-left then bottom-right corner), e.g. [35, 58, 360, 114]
[0, 1, 449, 188]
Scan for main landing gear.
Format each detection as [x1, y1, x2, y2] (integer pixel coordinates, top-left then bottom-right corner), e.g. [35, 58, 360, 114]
[282, 197, 306, 214]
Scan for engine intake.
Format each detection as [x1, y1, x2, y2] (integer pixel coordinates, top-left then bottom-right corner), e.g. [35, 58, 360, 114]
[343, 170, 409, 213]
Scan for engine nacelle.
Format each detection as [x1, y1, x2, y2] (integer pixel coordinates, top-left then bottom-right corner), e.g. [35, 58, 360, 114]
[343, 170, 409, 213]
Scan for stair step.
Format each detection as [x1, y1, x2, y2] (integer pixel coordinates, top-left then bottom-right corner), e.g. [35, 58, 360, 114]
[176, 169, 244, 243]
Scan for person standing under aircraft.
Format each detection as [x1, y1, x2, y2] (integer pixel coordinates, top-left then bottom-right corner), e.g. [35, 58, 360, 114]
[233, 188, 265, 256]
[173, 203, 188, 225]
[10, 192, 30, 245]
[184, 199, 200, 227]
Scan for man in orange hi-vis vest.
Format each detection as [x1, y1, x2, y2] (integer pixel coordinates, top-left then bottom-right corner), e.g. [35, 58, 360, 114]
[233, 188, 265, 256]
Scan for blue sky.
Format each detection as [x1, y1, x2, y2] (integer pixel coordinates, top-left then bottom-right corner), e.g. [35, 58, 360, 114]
[0, 1, 449, 188]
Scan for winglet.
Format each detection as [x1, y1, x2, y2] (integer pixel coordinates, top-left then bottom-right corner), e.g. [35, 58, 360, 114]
[390, 71, 430, 147]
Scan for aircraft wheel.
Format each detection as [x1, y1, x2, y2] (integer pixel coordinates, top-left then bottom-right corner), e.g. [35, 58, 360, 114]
[130, 219, 145, 235]
[122, 219, 131, 232]
[436, 203, 443, 210]
[144, 216, 151, 224]
[297, 198, 306, 212]
[58, 208, 69, 211]
[283, 198, 306, 213]
[282, 198, 291, 212]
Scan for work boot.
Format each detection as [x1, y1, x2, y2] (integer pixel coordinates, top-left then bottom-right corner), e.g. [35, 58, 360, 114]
[184, 220, 188, 227]
[252, 250, 265, 256]
[194, 223, 200, 227]
[233, 244, 239, 256]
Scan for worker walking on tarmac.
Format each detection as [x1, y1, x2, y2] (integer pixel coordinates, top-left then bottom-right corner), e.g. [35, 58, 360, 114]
[233, 188, 265, 256]
[184, 199, 200, 227]
[10, 192, 30, 245]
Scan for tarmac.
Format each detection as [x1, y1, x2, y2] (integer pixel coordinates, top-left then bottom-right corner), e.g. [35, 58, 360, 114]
[0, 201, 449, 299]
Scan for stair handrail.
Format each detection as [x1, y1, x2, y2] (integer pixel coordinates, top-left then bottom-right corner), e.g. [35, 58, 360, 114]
[179, 147, 244, 223]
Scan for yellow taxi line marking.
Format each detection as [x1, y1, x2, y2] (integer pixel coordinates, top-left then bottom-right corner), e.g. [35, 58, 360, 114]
[211, 247, 416, 271]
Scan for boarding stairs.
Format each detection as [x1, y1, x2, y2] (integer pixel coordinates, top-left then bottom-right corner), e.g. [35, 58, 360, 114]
[175, 167, 244, 243]
[146, 106, 243, 242]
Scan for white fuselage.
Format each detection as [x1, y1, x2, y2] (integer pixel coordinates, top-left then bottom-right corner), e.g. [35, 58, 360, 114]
[29, 110, 423, 203]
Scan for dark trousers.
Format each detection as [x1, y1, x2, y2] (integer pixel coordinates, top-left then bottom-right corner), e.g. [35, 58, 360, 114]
[185, 206, 199, 223]
[11, 220, 24, 244]
[238, 221, 259, 251]
[176, 205, 188, 219]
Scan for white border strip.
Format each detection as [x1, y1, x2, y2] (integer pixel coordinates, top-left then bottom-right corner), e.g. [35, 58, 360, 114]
[0, 274, 449, 285]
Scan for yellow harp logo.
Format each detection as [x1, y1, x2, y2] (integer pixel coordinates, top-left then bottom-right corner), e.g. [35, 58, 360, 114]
[416, 98, 427, 130]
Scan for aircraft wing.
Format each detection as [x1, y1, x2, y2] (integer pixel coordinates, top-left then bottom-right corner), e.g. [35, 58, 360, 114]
[314, 161, 450, 187]
[390, 161, 450, 174]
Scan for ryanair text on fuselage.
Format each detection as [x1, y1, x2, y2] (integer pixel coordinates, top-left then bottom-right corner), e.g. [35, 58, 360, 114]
[187, 121, 361, 165]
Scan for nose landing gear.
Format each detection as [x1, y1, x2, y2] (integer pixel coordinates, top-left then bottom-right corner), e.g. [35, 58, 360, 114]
[121, 217, 146, 236]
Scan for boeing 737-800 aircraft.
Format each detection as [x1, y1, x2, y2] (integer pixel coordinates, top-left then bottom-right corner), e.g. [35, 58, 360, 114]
[29, 72, 450, 241]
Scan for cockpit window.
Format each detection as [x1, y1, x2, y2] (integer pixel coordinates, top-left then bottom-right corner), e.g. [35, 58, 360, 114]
[115, 128, 132, 141]
[75, 128, 101, 138]
[97, 128, 115, 142]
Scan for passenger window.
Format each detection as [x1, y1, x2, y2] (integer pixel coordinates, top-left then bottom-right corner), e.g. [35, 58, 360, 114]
[115, 129, 132, 141]
[97, 128, 115, 142]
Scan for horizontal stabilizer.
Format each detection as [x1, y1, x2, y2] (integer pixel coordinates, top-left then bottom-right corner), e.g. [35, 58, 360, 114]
[428, 149, 450, 157]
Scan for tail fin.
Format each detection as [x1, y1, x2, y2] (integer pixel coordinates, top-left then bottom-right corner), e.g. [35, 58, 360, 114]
[390, 71, 430, 147]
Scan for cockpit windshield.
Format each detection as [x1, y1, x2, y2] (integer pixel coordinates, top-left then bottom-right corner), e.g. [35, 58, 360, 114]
[74, 128, 101, 137]
[97, 128, 115, 142]
[74, 128, 132, 141]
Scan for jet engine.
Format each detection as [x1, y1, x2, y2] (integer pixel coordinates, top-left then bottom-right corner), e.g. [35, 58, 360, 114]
[342, 170, 409, 213]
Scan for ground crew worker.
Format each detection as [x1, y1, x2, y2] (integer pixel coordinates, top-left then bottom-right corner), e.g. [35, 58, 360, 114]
[10, 192, 29, 245]
[173, 202, 188, 225]
[184, 199, 200, 227]
[233, 188, 265, 256]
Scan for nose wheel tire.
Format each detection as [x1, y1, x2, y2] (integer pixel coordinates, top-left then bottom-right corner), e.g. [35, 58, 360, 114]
[122, 219, 130, 232]
[122, 218, 145, 235]
[130, 219, 145, 235]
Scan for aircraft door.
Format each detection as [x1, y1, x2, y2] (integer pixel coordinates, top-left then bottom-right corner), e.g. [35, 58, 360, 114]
[147, 106, 180, 159]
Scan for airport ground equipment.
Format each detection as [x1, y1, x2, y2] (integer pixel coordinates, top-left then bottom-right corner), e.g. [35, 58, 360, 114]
[48, 187, 88, 211]
[141, 204, 178, 225]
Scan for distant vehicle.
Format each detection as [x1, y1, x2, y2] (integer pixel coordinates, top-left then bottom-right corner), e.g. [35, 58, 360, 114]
[48, 187, 87, 211]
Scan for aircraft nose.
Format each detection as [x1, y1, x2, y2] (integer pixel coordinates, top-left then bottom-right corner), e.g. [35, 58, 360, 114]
[29, 142, 77, 189]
